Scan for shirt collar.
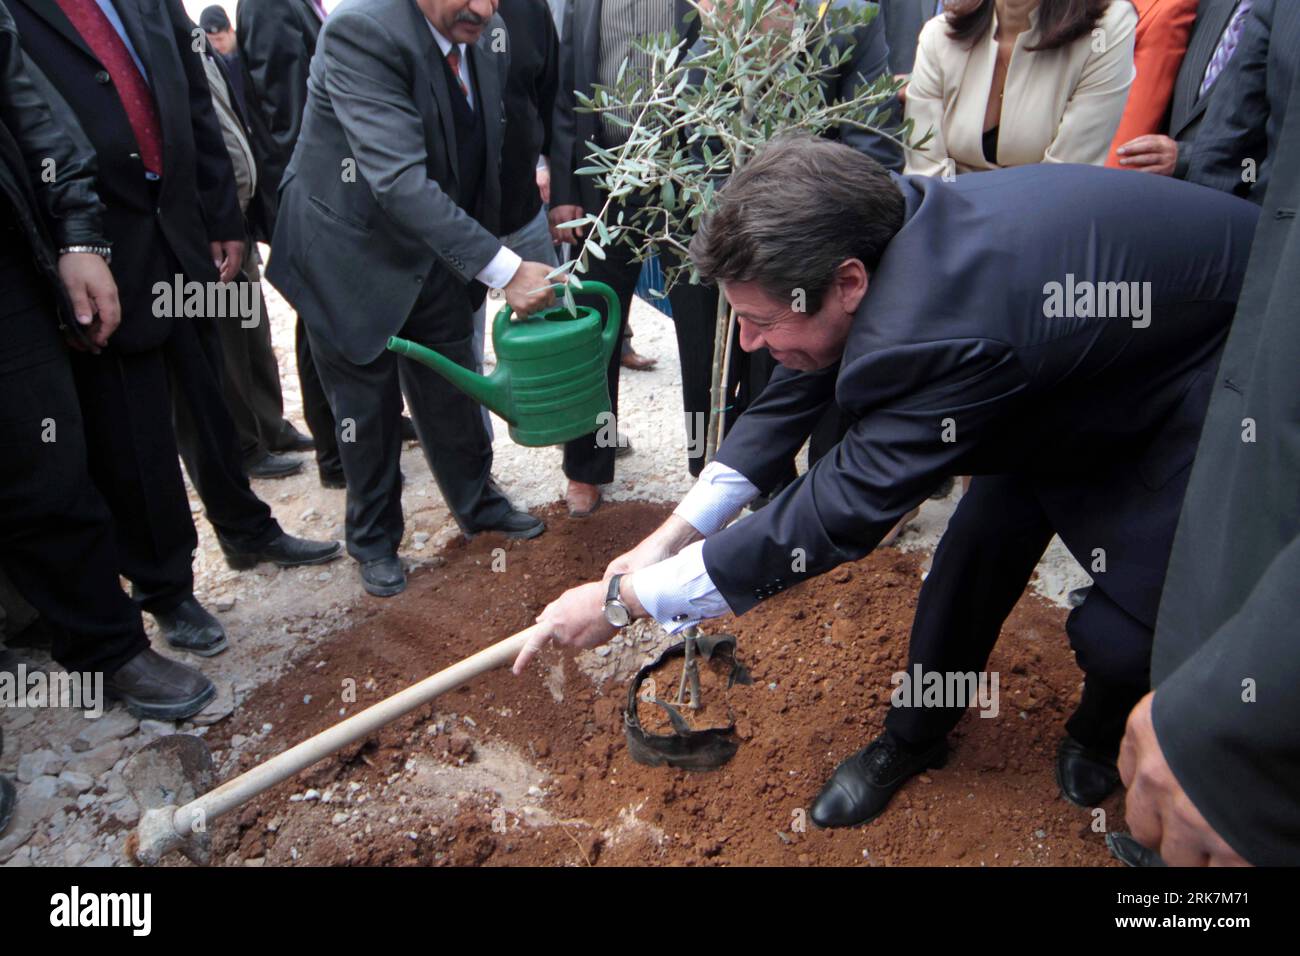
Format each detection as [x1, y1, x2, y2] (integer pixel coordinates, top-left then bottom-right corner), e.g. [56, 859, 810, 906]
[426, 21, 465, 59]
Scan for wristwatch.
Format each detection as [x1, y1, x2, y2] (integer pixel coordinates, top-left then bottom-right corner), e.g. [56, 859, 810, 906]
[603, 573, 632, 628]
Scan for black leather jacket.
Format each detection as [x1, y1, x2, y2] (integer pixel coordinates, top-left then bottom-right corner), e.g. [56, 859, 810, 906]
[0, 0, 106, 341]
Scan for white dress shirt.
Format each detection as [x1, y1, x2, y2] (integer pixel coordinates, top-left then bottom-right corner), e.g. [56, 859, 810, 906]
[632, 461, 759, 632]
[426, 21, 521, 289]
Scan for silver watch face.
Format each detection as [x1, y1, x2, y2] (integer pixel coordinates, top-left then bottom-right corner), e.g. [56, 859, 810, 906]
[604, 602, 631, 627]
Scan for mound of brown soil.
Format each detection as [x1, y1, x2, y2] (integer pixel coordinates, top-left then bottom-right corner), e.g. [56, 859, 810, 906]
[190, 502, 1120, 867]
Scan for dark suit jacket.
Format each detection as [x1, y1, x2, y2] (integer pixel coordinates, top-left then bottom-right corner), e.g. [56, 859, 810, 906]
[1167, 0, 1242, 178]
[10, 0, 244, 352]
[880, 0, 935, 75]
[0, 0, 105, 346]
[266, 0, 509, 365]
[1152, 62, 1300, 867]
[702, 165, 1259, 630]
[236, 0, 321, 196]
[550, 0, 698, 214]
[1186, 0, 1297, 204]
[794, 1, 903, 170]
[498, 0, 559, 236]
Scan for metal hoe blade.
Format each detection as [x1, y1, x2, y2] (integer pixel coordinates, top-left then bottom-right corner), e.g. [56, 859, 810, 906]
[122, 735, 215, 865]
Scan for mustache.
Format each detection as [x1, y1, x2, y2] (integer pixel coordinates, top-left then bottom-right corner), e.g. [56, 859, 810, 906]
[454, 10, 486, 25]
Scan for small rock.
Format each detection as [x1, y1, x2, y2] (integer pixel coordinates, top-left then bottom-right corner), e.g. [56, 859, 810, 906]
[300, 507, 318, 521]
[65, 738, 124, 780]
[317, 571, 332, 582]
[231, 734, 249, 749]
[63, 842, 92, 866]
[213, 596, 237, 612]
[2, 846, 33, 867]
[75, 711, 139, 749]
[303, 789, 321, 801]
[331, 812, 350, 826]
[189, 684, 236, 726]
[244, 857, 267, 867]
[594, 645, 611, 658]
[138, 719, 174, 737]
[57, 771, 94, 795]
[413, 531, 430, 545]
[17, 750, 64, 784]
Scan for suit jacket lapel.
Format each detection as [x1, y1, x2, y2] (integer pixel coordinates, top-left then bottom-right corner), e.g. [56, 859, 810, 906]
[578, 0, 601, 89]
[111, 0, 155, 85]
[16, 0, 99, 65]
[471, 34, 500, 169]
[1176, 0, 1238, 128]
[411, 0, 460, 185]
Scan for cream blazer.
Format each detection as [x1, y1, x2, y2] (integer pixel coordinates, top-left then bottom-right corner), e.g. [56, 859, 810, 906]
[904, 2, 1138, 175]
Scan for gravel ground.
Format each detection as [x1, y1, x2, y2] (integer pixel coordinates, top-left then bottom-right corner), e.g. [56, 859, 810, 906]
[0, 264, 1087, 867]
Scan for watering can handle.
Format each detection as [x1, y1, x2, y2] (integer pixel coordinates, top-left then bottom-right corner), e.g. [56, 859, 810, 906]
[491, 280, 622, 365]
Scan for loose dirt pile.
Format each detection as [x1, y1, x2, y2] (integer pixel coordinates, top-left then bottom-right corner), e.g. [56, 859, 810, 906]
[183, 501, 1119, 867]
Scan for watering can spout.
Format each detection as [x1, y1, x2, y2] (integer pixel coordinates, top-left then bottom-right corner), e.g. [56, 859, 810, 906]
[385, 335, 508, 419]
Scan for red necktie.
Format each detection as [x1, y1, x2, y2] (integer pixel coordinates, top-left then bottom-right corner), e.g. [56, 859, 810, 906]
[55, 0, 164, 175]
[445, 47, 471, 101]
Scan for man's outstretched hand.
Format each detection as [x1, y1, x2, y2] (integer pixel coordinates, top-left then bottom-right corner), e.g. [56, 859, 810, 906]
[1119, 691, 1249, 866]
[512, 579, 632, 675]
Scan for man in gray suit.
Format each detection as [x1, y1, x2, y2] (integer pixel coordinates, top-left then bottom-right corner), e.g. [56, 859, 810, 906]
[1113, 0, 1255, 179]
[267, 0, 556, 598]
[1117, 57, 1300, 868]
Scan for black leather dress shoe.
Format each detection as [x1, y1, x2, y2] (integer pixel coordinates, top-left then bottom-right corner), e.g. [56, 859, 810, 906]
[465, 509, 545, 540]
[244, 451, 304, 480]
[1056, 735, 1121, 807]
[810, 732, 948, 829]
[1106, 831, 1166, 867]
[319, 468, 347, 489]
[360, 556, 406, 597]
[268, 423, 315, 453]
[222, 532, 343, 570]
[105, 648, 216, 720]
[151, 597, 228, 657]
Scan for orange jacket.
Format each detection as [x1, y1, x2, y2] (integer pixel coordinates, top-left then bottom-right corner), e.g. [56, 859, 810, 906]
[1106, 0, 1199, 167]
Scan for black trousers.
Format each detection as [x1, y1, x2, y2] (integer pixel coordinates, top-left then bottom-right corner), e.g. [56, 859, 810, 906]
[562, 197, 720, 483]
[214, 242, 291, 463]
[296, 314, 340, 475]
[72, 241, 282, 613]
[306, 268, 511, 561]
[884, 473, 1150, 755]
[0, 244, 147, 674]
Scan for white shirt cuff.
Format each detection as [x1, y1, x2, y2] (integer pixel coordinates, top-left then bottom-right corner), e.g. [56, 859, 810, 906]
[674, 460, 759, 537]
[631, 541, 732, 634]
[476, 246, 522, 290]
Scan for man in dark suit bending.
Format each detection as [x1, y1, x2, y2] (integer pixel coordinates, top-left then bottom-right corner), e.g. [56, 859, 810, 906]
[512, 135, 1260, 834]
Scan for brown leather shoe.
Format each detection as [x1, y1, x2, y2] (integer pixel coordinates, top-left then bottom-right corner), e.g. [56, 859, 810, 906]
[106, 649, 216, 720]
[565, 480, 602, 517]
[620, 348, 657, 371]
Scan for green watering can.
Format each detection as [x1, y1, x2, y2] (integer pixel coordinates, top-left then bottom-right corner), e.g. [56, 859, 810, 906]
[386, 281, 621, 447]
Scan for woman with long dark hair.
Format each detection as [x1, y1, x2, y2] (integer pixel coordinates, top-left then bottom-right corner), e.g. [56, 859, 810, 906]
[904, 0, 1137, 174]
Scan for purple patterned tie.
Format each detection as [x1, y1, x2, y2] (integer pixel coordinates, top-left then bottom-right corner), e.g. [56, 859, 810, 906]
[1200, 0, 1255, 98]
